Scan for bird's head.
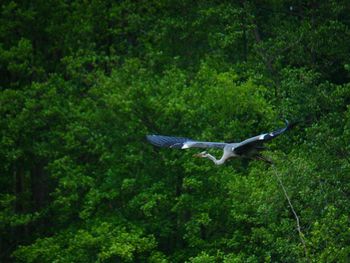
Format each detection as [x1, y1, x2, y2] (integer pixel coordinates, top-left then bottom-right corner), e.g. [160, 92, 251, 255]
[193, 151, 208, 158]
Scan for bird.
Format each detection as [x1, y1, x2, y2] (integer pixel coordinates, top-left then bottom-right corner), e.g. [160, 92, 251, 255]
[146, 120, 292, 165]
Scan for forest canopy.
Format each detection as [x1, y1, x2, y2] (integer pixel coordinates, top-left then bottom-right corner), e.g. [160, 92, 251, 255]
[1, 1, 350, 262]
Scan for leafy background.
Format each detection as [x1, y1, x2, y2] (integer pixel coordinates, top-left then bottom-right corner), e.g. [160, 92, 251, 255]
[1, 1, 350, 262]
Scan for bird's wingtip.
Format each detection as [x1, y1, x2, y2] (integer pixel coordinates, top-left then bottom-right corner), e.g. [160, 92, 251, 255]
[285, 119, 299, 130]
[284, 120, 291, 129]
[146, 135, 156, 142]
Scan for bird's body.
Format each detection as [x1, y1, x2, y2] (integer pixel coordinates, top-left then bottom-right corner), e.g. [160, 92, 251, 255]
[147, 120, 292, 165]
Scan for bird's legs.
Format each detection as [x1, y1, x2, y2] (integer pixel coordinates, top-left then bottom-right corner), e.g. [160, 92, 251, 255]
[255, 154, 273, 164]
[255, 145, 270, 151]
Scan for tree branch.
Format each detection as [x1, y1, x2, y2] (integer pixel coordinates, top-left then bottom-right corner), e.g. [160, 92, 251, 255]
[271, 164, 310, 262]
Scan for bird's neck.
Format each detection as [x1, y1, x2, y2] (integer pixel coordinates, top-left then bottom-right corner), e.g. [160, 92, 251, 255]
[206, 153, 226, 165]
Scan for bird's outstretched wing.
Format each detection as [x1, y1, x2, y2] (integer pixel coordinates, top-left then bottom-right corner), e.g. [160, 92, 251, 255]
[233, 120, 291, 155]
[146, 135, 227, 149]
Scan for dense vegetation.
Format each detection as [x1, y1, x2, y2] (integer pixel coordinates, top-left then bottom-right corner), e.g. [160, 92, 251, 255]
[1, 1, 350, 262]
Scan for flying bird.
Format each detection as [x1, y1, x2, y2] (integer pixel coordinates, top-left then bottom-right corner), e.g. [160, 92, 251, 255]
[146, 120, 292, 165]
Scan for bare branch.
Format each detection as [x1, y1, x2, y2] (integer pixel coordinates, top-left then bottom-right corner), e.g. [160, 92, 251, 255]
[271, 164, 310, 262]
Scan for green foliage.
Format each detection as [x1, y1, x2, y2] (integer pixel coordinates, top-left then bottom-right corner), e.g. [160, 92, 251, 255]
[1, 1, 350, 262]
[13, 221, 156, 262]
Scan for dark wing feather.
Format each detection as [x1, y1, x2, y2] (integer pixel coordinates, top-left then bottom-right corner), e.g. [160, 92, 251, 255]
[146, 135, 190, 149]
[234, 120, 291, 155]
[146, 135, 226, 149]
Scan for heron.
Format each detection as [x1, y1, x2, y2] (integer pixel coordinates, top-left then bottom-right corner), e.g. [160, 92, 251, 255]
[146, 120, 292, 165]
